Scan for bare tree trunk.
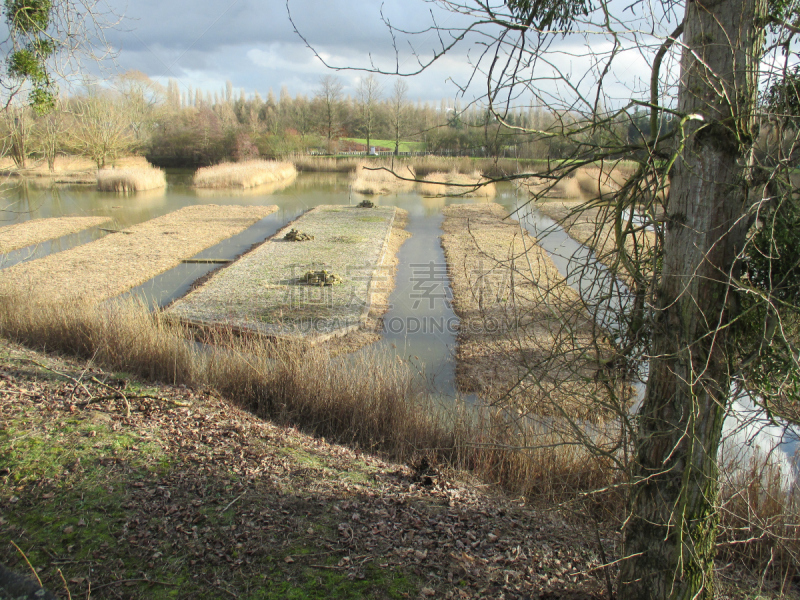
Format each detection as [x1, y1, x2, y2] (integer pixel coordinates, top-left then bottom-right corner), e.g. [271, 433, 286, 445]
[618, 0, 766, 596]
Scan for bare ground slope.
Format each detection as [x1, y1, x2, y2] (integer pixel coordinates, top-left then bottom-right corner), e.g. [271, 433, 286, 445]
[0, 338, 613, 600]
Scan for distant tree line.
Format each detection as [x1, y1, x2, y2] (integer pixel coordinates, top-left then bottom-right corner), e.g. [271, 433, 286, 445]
[6, 71, 789, 169]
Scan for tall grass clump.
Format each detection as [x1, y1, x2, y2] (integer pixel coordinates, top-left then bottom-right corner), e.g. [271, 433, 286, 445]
[193, 160, 297, 189]
[573, 165, 636, 200]
[418, 170, 497, 198]
[97, 166, 167, 193]
[516, 173, 582, 199]
[350, 162, 416, 195]
[292, 155, 363, 173]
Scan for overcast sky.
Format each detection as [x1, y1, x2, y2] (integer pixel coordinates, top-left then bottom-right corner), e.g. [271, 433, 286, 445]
[93, 0, 663, 108]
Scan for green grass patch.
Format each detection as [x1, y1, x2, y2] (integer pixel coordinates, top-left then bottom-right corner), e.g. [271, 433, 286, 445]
[341, 138, 427, 153]
[253, 559, 416, 600]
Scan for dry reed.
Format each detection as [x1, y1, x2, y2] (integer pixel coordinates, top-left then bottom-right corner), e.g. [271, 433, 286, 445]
[292, 155, 539, 179]
[0, 205, 277, 303]
[718, 448, 800, 583]
[97, 166, 167, 192]
[292, 155, 363, 173]
[517, 174, 583, 199]
[0, 155, 151, 176]
[0, 216, 111, 252]
[350, 163, 416, 195]
[193, 160, 297, 189]
[418, 170, 497, 198]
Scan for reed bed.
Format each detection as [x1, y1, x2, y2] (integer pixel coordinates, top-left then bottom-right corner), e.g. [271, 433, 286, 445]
[441, 203, 619, 420]
[350, 163, 416, 195]
[193, 173, 297, 198]
[516, 173, 583, 199]
[573, 165, 637, 200]
[292, 155, 363, 173]
[292, 154, 540, 179]
[0, 216, 111, 252]
[193, 160, 297, 189]
[0, 205, 277, 303]
[418, 170, 497, 198]
[0, 290, 796, 580]
[0, 155, 150, 175]
[97, 165, 167, 192]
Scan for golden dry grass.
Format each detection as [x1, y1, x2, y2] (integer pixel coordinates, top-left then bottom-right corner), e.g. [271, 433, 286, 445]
[407, 156, 477, 177]
[0, 205, 277, 303]
[516, 173, 582, 199]
[193, 173, 298, 198]
[291, 155, 363, 173]
[0, 216, 112, 253]
[97, 166, 167, 192]
[516, 164, 639, 201]
[417, 170, 496, 198]
[0, 289, 619, 504]
[350, 162, 416, 195]
[193, 160, 297, 189]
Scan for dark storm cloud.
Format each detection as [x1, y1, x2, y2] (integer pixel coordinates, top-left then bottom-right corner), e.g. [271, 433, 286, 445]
[110, 0, 422, 59]
[101, 0, 482, 101]
[98, 0, 653, 105]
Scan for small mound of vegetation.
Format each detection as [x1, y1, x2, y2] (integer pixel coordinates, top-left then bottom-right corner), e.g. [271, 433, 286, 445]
[96, 165, 166, 192]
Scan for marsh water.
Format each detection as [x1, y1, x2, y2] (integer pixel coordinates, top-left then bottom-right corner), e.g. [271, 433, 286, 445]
[1, 171, 796, 467]
[0, 172, 499, 398]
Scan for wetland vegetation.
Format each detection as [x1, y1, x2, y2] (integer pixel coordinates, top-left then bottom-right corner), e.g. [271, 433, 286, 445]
[0, 58, 797, 600]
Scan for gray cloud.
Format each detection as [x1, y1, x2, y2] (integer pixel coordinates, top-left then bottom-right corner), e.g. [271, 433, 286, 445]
[95, 0, 653, 106]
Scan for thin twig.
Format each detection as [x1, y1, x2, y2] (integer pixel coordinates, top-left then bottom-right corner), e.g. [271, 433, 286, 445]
[220, 493, 245, 513]
[57, 568, 72, 600]
[90, 376, 130, 418]
[593, 523, 614, 600]
[10, 540, 42, 587]
[22, 359, 93, 399]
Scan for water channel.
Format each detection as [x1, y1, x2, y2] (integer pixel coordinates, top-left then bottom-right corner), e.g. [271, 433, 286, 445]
[1, 171, 796, 472]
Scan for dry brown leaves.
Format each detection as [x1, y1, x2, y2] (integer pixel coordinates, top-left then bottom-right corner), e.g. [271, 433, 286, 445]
[0, 338, 612, 599]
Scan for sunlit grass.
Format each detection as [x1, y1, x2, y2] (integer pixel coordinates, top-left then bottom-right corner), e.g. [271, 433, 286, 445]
[96, 165, 167, 192]
[193, 160, 297, 189]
